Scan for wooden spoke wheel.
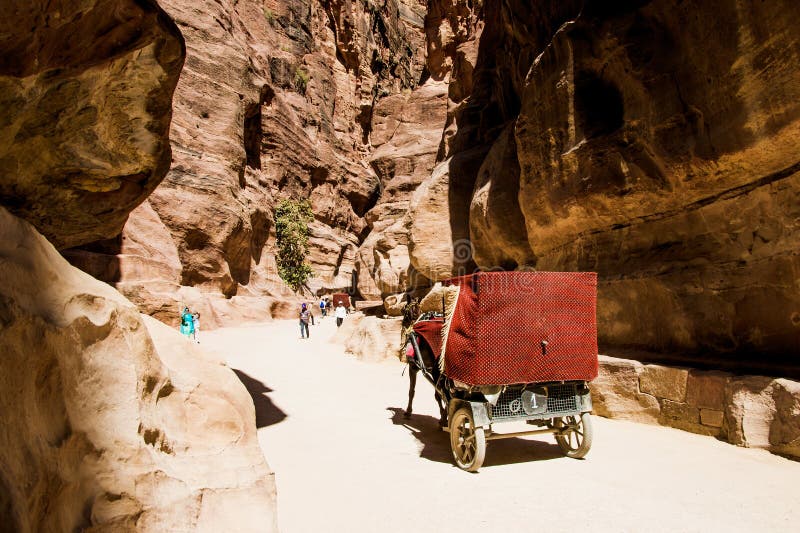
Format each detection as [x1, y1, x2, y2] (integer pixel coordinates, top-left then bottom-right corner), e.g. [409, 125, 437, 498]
[554, 412, 593, 458]
[449, 406, 486, 472]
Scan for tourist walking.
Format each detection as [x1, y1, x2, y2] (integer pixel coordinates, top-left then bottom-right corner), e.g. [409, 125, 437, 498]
[299, 303, 311, 339]
[319, 298, 327, 318]
[192, 312, 200, 343]
[304, 302, 315, 325]
[180, 307, 194, 340]
[335, 301, 347, 328]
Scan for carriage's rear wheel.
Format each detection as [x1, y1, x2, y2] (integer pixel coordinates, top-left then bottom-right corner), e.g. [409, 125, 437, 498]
[554, 412, 593, 458]
[449, 407, 486, 472]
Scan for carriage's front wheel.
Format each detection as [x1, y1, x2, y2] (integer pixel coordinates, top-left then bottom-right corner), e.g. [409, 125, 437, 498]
[554, 412, 593, 459]
[449, 407, 486, 472]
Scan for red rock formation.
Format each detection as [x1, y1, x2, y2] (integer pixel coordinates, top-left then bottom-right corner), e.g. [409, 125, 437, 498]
[511, 1, 800, 365]
[53, 0, 800, 373]
[66, 0, 431, 324]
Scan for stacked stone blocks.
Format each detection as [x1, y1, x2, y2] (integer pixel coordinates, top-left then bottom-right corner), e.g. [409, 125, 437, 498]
[593, 356, 800, 459]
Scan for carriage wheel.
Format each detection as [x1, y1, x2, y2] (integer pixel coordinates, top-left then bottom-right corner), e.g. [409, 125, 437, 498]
[449, 407, 486, 472]
[554, 412, 593, 459]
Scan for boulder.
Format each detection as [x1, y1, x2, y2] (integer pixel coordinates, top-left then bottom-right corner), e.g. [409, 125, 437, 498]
[770, 379, 800, 457]
[724, 375, 800, 457]
[355, 300, 385, 313]
[0, 207, 276, 532]
[725, 376, 779, 449]
[333, 314, 404, 362]
[383, 293, 406, 316]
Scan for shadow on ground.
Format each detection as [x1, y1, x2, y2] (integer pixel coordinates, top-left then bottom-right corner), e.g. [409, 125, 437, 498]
[387, 407, 564, 468]
[233, 369, 288, 428]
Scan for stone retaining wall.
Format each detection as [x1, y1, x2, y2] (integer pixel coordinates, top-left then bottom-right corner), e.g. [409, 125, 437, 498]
[593, 356, 800, 459]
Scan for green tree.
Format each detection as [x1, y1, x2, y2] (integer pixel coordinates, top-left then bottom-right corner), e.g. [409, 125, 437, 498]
[274, 199, 314, 292]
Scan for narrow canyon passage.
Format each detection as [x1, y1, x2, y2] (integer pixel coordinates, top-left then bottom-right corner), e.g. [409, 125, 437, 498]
[203, 320, 799, 533]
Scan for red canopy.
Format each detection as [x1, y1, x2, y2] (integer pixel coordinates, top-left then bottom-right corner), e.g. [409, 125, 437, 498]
[332, 293, 350, 308]
[440, 271, 598, 386]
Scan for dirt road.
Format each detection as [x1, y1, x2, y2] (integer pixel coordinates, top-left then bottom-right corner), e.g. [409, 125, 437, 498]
[203, 318, 800, 533]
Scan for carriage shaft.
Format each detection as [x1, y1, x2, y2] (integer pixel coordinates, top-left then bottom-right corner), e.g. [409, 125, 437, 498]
[485, 427, 559, 440]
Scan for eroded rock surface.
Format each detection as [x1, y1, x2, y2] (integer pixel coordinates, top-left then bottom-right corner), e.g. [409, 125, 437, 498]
[332, 313, 403, 361]
[0, 0, 184, 249]
[1, 2, 280, 528]
[68, 0, 431, 324]
[410, 0, 800, 371]
[0, 208, 276, 532]
[511, 1, 800, 364]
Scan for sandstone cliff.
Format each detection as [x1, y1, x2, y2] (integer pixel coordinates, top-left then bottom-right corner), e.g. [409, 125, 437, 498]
[66, 0, 431, 327]
[55, 0, 800, 372]
[0, 0, 183, 249]
[0, 207, 276, 532]
[410, 0, 800, 372]
[0, 2, 277, 529]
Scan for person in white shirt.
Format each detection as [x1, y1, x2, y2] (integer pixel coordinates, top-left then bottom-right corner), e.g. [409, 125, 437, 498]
[334, 302, 347, 327]
[192, 312, 200, 343]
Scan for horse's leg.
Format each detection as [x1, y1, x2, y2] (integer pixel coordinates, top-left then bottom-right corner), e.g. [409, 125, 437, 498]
[434, 390, 447, 427]
[405, 365, 417, 418]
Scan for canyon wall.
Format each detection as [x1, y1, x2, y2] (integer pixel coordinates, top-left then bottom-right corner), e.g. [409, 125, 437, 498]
[66, 0, 431, 327]
[410, 0, 800, 374]
[0, 2, 277, 530]
[0, 0, 183, 249]
[56, 0, 799, 372]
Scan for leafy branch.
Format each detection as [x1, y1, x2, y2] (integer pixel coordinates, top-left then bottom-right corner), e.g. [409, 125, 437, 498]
[274, 199, 314, 292]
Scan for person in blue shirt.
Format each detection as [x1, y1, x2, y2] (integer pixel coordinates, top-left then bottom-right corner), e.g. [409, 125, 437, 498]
[180, 307, 195, 339]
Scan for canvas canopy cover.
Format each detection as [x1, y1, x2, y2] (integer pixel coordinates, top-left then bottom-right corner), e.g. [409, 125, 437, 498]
[415, 271, 598, 386]
[332, 293, 350, 309]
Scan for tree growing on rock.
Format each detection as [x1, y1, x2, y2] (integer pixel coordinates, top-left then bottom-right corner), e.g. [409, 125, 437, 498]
[274, 199, 314, 292]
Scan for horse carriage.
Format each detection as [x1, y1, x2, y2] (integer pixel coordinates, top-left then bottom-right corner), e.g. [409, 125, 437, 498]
[404, 271, 598, 472]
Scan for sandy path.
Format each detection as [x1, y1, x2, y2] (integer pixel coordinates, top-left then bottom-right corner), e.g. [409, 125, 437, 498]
[203, 318, 800, 533]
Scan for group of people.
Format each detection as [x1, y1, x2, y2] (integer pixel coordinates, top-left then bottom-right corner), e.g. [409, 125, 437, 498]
[299, 298, 348, 339]
[179, 307, 200, 343]
[177, 298, 349, 343]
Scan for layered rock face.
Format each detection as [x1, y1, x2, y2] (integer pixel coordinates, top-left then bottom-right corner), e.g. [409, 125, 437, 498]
[410, 0, 800, 372]
[0, 0, 184, 249]
[360, 0, 483, 310]
[513, 0, 800, 366]
[67, 0, 430, 326]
